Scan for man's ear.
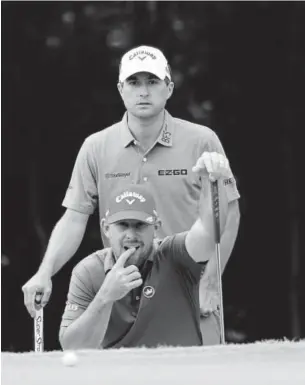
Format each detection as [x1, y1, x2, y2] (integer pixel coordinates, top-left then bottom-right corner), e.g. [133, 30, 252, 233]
[153, 219, 162, 234]
[167, 81, 175, 100]
[117, 82, 123, 96]
[101, 218, 110, 239]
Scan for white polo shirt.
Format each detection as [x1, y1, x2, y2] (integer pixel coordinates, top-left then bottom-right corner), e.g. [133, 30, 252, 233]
[62, 110, 240, 246]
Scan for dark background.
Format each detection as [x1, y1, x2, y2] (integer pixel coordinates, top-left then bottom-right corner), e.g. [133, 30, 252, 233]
[2, 1, 305, 352]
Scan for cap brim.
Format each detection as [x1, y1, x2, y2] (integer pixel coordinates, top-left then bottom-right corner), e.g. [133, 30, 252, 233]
[107, 210, 156, 225]
[119, 62, 167, 82]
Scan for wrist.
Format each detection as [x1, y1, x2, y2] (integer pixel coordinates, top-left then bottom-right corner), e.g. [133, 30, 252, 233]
[37, 265, 53, 279]
[96, 287, 115, 306]
[200, 275, 216, 289]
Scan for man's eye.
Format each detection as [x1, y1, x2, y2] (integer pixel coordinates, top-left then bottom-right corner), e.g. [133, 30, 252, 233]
[136, 223, 146, 230]
[149, 79, 158, 85]
[128, 81, 137, 86]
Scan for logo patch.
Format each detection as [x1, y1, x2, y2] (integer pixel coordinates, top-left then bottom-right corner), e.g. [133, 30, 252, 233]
[160, 124, 171, 144]
[224, 177, 234, 186]
[116, 191, 146, 203]
[105, 172, 131, 179]
[129, 50, 157, 61]
[158, 169, 188, 176]
[66, 302, 79, 311]
[143, 286, 155, 298]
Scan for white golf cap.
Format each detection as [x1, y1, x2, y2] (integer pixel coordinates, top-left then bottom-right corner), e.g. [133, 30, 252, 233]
[119, 45, 171, 82]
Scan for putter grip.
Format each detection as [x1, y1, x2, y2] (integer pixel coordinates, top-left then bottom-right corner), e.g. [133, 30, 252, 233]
[211, 180, 221, 244]
[34, 292, 43, 309]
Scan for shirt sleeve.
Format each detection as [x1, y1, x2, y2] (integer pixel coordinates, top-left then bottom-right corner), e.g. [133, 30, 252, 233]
[62, 138, 98, 214]
[159, 232, 205, 284]
[60, 262, 96, 329]
[206, 132, 240, 203]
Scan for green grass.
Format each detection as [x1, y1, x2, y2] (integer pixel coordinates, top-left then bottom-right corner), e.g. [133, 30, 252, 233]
[2, 340, 305, 385]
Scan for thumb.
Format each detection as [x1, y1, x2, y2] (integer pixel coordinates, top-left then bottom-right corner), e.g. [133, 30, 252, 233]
[192, 165, 200, 173]
[34, 292, 43, 310]
[115, 247, 136, 268]
[192, 158, 207, 174]
[41, 287, 52, 307]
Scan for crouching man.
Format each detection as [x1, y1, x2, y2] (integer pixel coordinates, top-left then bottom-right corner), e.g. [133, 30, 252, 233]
[59, 151, 231, 349]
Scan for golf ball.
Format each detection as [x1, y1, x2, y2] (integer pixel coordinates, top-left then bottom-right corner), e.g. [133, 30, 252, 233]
[62, 351, 78, 367]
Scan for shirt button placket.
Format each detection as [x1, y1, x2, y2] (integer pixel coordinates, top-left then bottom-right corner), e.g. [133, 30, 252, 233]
[142, 156, 148, 182]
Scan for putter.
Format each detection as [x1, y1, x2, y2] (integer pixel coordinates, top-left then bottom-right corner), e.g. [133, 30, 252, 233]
[34, 293, 44, 352]
[211, 180, 225, 344]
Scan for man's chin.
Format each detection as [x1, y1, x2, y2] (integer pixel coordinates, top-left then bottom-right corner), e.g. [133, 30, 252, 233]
[131, 107, 159, 118]
[122, 247, 142, 266]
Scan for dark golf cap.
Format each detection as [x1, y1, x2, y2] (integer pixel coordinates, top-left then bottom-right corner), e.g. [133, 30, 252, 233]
[105, 184, 158, 224]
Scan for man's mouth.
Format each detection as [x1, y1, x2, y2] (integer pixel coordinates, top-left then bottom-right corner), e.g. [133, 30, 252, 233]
[124, 246, 140, 251]
[137, 102, 151, 105]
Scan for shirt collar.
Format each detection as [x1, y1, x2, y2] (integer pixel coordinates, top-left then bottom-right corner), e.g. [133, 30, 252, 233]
[120, 110, 174, 148]
[120, 113, 135, 148]
[156, 110, 173, 147]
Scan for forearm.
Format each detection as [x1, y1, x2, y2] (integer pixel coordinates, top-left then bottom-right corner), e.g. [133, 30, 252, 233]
[201, 199, 240, 282]
[38, 211, 88, 277]
[185, 179, 227, 262]
[59, 293, 114, 350]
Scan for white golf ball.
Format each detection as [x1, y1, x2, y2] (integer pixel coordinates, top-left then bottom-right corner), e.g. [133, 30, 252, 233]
[62, 351, 78, 367]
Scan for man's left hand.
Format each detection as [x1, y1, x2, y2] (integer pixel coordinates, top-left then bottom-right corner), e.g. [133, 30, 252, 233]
[192, 152, 231, 182]
[199, 282, 220, 317]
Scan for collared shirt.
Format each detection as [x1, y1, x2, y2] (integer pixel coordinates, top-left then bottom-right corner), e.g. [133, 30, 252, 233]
[62, 110, 240, 246]
[60, 233, 205, 348]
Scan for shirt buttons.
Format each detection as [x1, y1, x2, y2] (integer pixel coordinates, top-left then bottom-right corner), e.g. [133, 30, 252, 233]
[131, 312, 137, 317]
[143, 157, 147, 162]
[135, 296, 140, 301]
[143, 177, 148, 182]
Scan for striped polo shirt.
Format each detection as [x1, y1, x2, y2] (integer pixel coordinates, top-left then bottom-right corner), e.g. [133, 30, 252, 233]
[62, 110, 240, 246]
[60, 232, 205, 348]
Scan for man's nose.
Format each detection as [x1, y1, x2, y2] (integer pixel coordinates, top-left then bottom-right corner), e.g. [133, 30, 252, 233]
[125, 227, 138, 239]
[138, 83, 149, 97]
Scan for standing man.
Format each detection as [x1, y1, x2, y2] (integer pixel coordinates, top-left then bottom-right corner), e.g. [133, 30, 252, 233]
[60, 152, 231, 349]
[22, 45, 240, 345]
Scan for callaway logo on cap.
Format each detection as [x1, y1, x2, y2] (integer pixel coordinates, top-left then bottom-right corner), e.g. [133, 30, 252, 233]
[106, 184, 158, 224]
[119, 45, 171, 83]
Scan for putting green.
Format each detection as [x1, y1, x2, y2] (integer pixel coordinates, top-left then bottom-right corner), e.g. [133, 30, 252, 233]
[2, 340, 305, 385]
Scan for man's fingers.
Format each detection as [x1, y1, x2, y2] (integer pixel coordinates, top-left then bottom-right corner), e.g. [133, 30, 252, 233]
[210, 152, 220, 172]
[41, 289, 51, 307]
[35, 292, 43, 304]
[115, 248, 136, 268]
[126, 271, 142, 282]
[192, 156, 207, 173]
[24, 290, 35, 318]
[127, 278, 143, 290]
[201, 310, 212, 318]
[192, 153, 216, 175]
[202, 152, 214, 174]
[124, 265, 139, 275]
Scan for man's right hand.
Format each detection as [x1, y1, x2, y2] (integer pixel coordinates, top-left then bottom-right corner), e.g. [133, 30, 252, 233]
[22, 272, 52, 318]
[100, 248, 142, 303]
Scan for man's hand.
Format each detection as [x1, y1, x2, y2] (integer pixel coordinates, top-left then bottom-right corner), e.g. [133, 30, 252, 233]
[22, 272, 52, 318]
[199, 280, 220, 317]
[100, 248, 143, 303]
[192, 152, 231, 182]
